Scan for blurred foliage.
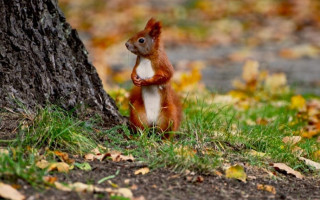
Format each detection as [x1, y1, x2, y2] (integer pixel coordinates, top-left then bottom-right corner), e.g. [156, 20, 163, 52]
[58, 0, 320, 90]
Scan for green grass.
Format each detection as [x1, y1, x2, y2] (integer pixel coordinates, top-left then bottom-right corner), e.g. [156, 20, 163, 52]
[0, 148, 47, 187]
[102, 93, 320, 174]
[14, 106, 98, 155]
[2, 91, 319, 182]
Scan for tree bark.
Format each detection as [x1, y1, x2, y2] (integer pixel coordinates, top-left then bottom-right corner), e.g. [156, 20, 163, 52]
[0, 0, 125, 127]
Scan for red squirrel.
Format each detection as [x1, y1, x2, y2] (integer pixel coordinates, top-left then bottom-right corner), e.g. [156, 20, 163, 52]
[125, 18, 182, 136]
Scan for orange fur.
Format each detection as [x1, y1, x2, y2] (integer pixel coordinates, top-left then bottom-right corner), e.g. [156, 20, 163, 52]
[126, 18, 182, 136]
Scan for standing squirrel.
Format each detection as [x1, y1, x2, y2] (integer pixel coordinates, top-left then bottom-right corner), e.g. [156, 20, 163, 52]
[125, 18, 182, 136]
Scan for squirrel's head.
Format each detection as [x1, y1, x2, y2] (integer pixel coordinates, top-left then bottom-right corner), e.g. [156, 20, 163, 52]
[125, 18, 162, 56]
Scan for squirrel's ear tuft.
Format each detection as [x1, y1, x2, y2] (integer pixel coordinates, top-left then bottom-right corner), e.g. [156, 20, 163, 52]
[145, 18, 156, 30]
[149, 21, 162, 38]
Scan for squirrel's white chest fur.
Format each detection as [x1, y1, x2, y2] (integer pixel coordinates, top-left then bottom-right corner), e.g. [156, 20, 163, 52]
[136, 58, 161, 125]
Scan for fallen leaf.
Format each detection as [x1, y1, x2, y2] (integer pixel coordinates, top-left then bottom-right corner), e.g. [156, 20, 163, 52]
[54, 151, 74, 164]
[84, 153, 104, 161]
[43, 176, 58, 184]
[290, 95, 306, 111]
[257, 184, 276, 194]
[282, 136, 301, 145]
[36, 160, 50, 169]
[37, 160, 70, 172]
[112, 188, 133, 198]
[74, 162, 92, 171]
[103, 151, 135, 162]
[55, 181, 132, 198]
[291, 146, 305, 156]
[301, 130, 319, 138]
[0, 182, 25, 200]
[196, 176, 204, 183]
[298, 157, 320, 170]
[225, 164, 247, 182]
[134, 167, 150, 175]
[55, 162, 70, 173]
[272, 163, 304, 179]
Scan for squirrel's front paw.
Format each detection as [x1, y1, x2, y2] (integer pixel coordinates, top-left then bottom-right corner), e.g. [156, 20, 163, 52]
[132, 76, 143, 86]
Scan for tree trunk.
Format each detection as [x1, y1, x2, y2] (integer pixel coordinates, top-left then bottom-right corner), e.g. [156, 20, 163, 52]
[0, 0, 125, 127]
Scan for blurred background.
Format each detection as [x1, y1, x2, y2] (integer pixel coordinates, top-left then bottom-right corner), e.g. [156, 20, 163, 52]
[59, 0, 320, 95]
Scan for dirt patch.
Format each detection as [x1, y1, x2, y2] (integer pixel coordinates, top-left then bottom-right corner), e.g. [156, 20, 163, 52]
[18, 159, 320, 200]
[0, 112, 22, 141]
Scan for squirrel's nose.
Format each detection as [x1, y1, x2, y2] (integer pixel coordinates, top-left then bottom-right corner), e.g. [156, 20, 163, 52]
[125, 42, 130, 48]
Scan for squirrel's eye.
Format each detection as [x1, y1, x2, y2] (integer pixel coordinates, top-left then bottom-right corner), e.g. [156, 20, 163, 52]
[138, 38, 145, 43]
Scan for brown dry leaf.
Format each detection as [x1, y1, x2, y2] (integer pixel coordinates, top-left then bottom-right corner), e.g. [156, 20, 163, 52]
[112, 188, 133, 199]
[43, 176, 58, 184]
[55, 181, 133, 198]
[225, 164, 247, 182]
[196, 176, 204, 183]
[54, 151, 74, 164]
[55, 162, 70, 173]
[272, 163, 304, 179]
[291, 146, 305, 156]
[104, 151, 135, 162]
[257, 184, 276, 194]
[301, 130, 319, 138]
[0, 182, 25, 200]
[84, 153, 104, 161]
[282, 136, 301, 145]
[134, 167, 150, 175]
[36, 160, 50, 169]
[298, 157, 320, 170]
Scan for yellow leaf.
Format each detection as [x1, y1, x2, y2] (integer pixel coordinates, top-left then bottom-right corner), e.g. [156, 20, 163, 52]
[257, 184, 276, 194]
[0, 182, 25, 200]
[134, 167, 150, 175]
[225, 164, 247, 182]
[290, 95, 306, 110]
[55, 162, 70, 173]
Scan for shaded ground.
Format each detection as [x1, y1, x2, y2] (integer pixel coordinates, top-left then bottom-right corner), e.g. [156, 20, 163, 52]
[20, 159, 320, 200]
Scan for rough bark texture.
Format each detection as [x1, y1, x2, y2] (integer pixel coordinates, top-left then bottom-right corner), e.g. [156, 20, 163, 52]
[0, 0, 125, 127]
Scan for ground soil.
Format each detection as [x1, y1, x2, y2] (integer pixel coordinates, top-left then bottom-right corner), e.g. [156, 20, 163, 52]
[14, 158, 320, 200]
